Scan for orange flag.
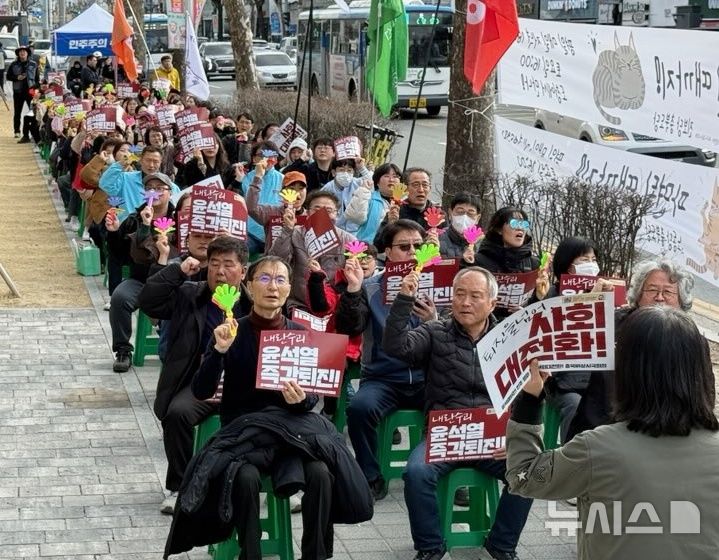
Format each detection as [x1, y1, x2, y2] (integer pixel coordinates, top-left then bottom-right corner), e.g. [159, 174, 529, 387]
[112, 0, 138, 82]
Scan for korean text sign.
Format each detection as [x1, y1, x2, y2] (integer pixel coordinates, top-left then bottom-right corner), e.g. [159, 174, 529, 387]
[304, 209, 341, 258]
[426, 407, 509, 463]
[559, 274, 627, 306]
[175, 107, 210, 131]
[383, 259, 459, 305]
[190, 183, 248, 240]
[476, 293, 615, 416]
[334, 136, 362, 160]
[85, 107, 117, 133]
[256, 330, 349, 396]
[266, 214, 307, 248]
[494, 270, 539, 309]
[179, 123, 217, 163]
[268, 117, 308, 158]
[291, 308, 330, 332]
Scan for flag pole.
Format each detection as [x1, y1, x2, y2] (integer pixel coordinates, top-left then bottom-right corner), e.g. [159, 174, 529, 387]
[123, 0, 159, 77]
[306, 0, 314, 134]
[292, 10, 313, 138]
[367, 0, 382, 162]
[402, 0, 441, 172]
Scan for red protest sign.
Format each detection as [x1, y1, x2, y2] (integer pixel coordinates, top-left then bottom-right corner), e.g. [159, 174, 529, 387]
[256, 330, 349, 396]
[46, 84, 64, 104]
[136, 111, 158, 136]
[477, 293, 616, 416]
[291, 308, 330, 332]
[176, 209, 190, 252]
[117, 81, 140, 99]
[65, 99, 84, 119]
[47, 71, 66, 88]
[175, 107, 210, 131]
[190, 183, 248, 239]
[383, 259, 459, 305]
[179, 122, 216, 163]
[266, 214, 307, 248]
[426, 407, 508, 463]
[334, 136, 362, 161]
[559, 275, 627, 306]
[494, 270, 539, 308]
[85, 107, 117, 133]
[156, 104, 177, 131]
[304, 209, 341, 258]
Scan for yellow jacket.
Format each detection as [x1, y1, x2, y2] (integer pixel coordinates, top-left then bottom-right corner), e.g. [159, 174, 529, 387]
[154, 66, 181, 91]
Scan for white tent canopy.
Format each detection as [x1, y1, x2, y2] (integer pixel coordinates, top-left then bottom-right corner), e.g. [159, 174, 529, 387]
[52, 3, 114, 57]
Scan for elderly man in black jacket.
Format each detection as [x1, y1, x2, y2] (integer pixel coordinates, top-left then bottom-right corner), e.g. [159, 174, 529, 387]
[6, 45, 38, 137]
[137, 236, 251, 515]
[383, 266, 532, 560]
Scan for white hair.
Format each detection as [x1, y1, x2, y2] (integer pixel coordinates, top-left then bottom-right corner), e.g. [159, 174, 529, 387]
[627, 259, 694, 311]
[453, 267, 499, 299]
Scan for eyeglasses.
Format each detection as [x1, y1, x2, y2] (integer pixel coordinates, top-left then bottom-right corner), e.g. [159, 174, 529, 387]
[509, 219, 531, 230]
[643, 287, 678, 299]
[453, 209, 479, 218]
[408, 182, 431, 190]
[392, 242, 424, 252]
[358, 255, 375, 263]
[309, 206, 338, 215]
[254, 274, 288, 286]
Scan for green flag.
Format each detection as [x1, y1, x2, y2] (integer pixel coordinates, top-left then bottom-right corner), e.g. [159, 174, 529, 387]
[366, 0, 408, 117]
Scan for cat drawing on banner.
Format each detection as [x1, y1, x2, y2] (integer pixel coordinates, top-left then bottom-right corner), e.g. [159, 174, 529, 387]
[687, 179, 719, 280]
[592, 32, 645, 126]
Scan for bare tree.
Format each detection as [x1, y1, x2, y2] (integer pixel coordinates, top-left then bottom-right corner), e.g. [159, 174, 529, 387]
[225, 0, 260, 90]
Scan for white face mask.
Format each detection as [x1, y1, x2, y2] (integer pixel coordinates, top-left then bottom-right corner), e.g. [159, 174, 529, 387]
[334, 171, 353, 188]
[451, 214, 475, 232]
[573, 262, 600, 277]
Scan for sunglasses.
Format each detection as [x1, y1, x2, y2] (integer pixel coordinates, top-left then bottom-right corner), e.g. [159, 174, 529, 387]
[392, 242, 424, 252]
[509, 218, 531, 230]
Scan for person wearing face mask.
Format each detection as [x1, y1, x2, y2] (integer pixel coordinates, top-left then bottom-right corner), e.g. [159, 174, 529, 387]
[343, 162, 401, 243]
[320, 157, 373, 236]
[439, 193, 482, 258]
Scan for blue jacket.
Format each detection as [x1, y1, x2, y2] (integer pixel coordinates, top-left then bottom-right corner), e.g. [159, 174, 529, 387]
[241, 168, 284, 242]
[335, 274, 424, 385]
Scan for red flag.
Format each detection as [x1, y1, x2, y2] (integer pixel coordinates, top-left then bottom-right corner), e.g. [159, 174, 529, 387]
[463, 0, 519, 94]
[112, 0, 139, 82]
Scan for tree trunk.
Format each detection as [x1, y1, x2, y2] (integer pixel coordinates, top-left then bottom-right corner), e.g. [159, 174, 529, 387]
[225, 0, 260, 90]
[441, 0, 496, 227]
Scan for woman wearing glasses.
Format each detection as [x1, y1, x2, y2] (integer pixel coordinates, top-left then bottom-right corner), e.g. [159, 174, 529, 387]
[463, 206, 540, 318]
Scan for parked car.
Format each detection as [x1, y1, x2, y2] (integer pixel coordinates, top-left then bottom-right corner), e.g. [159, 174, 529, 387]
[0, 34, 18, 70]
[534, 109, 716, 167]
[31, 39, 69, 71]
[199, 41, 234, 80]
[254, 51, 296, 89]
[252, 39, 270, 50]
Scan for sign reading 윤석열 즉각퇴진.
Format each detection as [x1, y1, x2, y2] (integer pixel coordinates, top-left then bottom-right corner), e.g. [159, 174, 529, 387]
[494, 116, 719, 290]
[426, 407, 509, 463]
[477, 293, 615, 416]
[498, 17, 719, 152]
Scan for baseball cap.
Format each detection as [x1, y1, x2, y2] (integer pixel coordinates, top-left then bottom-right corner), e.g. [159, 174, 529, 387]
[282, 171, 307, 188]
[92, 51, 103, 58]
[143, 172, 173, 189]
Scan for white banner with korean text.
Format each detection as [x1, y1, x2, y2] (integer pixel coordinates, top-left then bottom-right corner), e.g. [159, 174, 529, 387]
[495, 116, 719, 288]
[498, 18, 719, 151]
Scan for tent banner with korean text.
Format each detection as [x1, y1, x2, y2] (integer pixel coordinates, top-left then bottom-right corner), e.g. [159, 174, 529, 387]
[190, 182, 248, 239]
[291, 308, 330, 332]
[383, 259, 459, 305]
[426, 407, 509, 464]
[477, 293, 615, 417]
[494, 116, 719, 289]
[494, 270, 538, 309]
[497, 17, 719, 151]
[559, 274, 627, 306]
[256, 330, 349, 396]
[304, 209, 341, 258]
[179, 123, 217, 163]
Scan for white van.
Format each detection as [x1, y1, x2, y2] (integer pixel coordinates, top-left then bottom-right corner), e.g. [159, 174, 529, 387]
[0, 34, 19, 70]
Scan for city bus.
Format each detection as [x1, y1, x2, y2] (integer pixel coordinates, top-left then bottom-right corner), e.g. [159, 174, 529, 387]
[143, 13, 170, 68]
[298, 0, 453, 115]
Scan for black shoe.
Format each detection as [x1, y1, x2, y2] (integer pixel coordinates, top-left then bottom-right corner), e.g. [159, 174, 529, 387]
[484, 542, 520, 560]
[414, 546, 447, 560]
[454, 486, 470, 507]
[17, 136, 30, 144]
[392, 428, 402, 445]
[369, 476, 388, 501]
[113, 351, 132, 373]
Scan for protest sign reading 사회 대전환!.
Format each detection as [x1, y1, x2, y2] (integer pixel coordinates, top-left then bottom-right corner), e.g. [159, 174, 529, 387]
[494, 270, 539, 309]
[268, 117, 308, 158]
[179, 122, 217, 163]
[559, 274, 627, 306]
[190, 184, 248, 240]
[85, 107, 117, 133]
[477, 293, 615, 416]
[291, 308, 331, 332]
[383, 259, 458, 305]
[426, 407, 509, 464]
[256, 330, 349, 396]
[304, 209, 341, 258]
[498, 18, 719, 152]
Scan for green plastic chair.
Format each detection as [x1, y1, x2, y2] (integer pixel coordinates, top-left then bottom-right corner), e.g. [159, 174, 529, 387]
[132, 311, 160, 366]
[332, 361, 362, 433]
[542, 402, 562, 450]
[377, 409, 425, 493]
[192, 416, 294, 560]
[437, 468, 500, 550]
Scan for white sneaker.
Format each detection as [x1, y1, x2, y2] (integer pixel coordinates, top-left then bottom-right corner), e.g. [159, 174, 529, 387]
[290, 492, 302, 514]
[161, 491, 178, 514]
[103, 302, 111, 311]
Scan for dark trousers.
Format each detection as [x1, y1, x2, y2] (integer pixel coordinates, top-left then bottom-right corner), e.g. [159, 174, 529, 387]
[22, 114, 39, 141]
[12, 89, 30, 134]
[233, 461, 334, 560]
[161, 385, 217, 491]
[346, 378, 424, 483]
[107, 251, 126, 296]
[404, 439, 533, 553]
[109, 278, 144, 353]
